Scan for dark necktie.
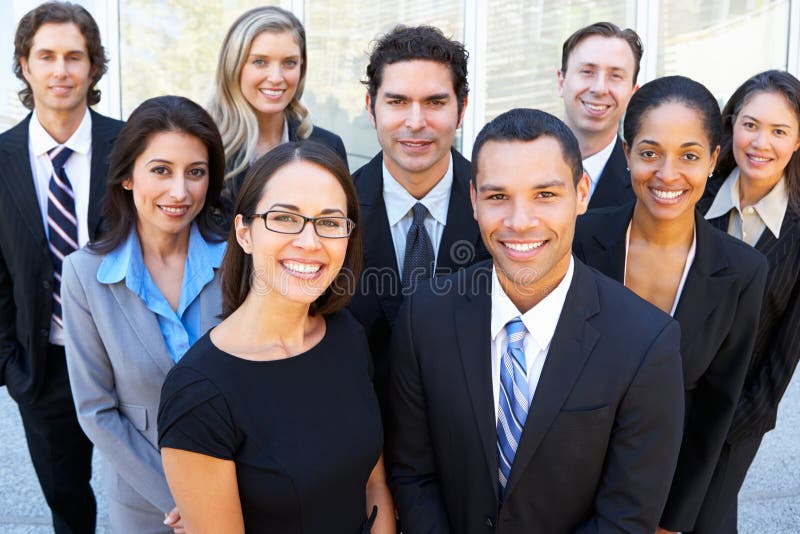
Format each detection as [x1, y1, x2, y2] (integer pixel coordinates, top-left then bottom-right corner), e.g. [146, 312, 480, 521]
[47, 146, 77, 328]
[401, 202, 435, 292]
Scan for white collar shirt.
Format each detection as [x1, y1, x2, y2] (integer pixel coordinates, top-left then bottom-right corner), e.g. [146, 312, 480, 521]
[582, 136, 617, 199]
[705, 167, 788, 246]
[382, 154, 453, 275]
[490, 257, 575, 420]
[28, 107, 92, 345]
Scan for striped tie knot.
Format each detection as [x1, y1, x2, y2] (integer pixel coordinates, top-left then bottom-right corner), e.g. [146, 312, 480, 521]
[49, 145, 74, 174]
[505, 317, 526, 350]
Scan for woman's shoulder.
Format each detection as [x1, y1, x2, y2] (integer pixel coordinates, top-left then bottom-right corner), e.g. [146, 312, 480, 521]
[697, 215, 768, 277]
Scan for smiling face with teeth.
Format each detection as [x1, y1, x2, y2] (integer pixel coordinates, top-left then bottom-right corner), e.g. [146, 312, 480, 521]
[557, 35, 638, 156]
[235, 160, 349, 308]
[123, 131, 209, 244]
[239, 30, 302, 122]
[732, 91, 800, 196]
[367, 59, 467, 198]
[471, 138, 589, 311]
[626, 102, 719, 223]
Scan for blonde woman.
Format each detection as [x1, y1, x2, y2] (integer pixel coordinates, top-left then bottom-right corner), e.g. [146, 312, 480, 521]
[208, 6, 347, 218]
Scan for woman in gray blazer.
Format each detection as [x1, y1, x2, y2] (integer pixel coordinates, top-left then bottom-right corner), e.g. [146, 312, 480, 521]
[61, 96, 227, 533]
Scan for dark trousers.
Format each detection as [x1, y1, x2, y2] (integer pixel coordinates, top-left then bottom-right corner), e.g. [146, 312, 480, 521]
[690, 433, 764, 534]
[16, 344, 96, 533]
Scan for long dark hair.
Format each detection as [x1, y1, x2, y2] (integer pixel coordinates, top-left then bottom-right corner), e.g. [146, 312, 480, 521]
[716, 70, 800, 213]
[90, 95, 226, 254]
[220, 141, 362, 318]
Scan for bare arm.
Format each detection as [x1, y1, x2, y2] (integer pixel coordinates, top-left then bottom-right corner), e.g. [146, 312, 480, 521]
[366, 454, 396, 534]
[161, 448, 244, 534]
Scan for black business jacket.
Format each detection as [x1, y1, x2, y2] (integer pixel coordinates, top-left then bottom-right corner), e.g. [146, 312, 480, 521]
[588, 137, 635, 210]
[388, 259, 685, 534]
[347, 148, 490, 406]
[221, 120, 348, 218]
[699, 175, 800, 442]
[573, 202, 768, 531]
[0, 110, 123, 405]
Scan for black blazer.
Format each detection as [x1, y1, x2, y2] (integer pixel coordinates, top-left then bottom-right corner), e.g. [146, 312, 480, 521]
[221, 121, 347, 218]
[699, 176, 800, 441]
[388, 259, 685, 534]
[0, 110, 123, 404]
[573, 203, 768, 531]
[347, 148, 490, 405]
[587, 137, 634, 210]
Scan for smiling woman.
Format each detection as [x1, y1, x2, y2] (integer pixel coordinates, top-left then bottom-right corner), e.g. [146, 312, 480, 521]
[574, 76, 769, 534]
[157, 141, 396, 534]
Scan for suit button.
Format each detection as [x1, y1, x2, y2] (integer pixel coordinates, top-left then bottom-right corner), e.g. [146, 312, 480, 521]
[41, 280, 51, 289]
[485, 515, 494, 528]
[40, 328, 49, 337]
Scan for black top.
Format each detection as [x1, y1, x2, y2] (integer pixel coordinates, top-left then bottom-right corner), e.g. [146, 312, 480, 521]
[158, 311, 382, 533]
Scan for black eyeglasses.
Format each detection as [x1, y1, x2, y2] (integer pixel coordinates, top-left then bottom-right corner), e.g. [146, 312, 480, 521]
[250, 210, 355, 239]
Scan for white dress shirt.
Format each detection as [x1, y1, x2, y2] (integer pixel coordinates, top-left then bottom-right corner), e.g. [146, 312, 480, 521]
[490, 257, 575, 420]
[382, 154, 453, 275]
[623, 223, 696, 317]
[705, 167, 788, 246]
[28, 108, 93, 345]
[582, 136, 618, 199]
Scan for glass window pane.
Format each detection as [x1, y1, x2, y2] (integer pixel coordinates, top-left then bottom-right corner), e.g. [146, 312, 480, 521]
[483, 0, 636, 124]
[655, 0, 790, 102]
[118, 0, 277, 118]
[302, 0, 464, 169]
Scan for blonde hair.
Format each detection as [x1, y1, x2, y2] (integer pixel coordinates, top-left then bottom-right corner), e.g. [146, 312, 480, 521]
[208, 6, 313, 181]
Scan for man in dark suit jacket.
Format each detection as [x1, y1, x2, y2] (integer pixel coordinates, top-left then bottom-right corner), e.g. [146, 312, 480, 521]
[557, 22, 641, 209]
[348, 25, 488, 404]
[0, 4, 123, 532]
[388, 108, 684, 533]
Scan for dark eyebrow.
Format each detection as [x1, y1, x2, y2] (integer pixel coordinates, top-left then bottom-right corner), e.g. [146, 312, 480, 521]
[742, 114, 795, 129]
[268, 204, 345, 216]
[147, 158, 208, 166]
[478, 179, 567, 193]
[637, 140, 705, 149]
[383, 92, 451, 101]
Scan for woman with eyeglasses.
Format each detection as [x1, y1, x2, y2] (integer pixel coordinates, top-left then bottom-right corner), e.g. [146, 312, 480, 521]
[157, 142, 395, 534]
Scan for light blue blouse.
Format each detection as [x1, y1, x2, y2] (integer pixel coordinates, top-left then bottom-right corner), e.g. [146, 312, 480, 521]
[96, 224, 225, 362]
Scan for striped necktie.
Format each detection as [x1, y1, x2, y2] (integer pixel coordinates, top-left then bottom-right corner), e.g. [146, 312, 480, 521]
[497, 316, 529, 500]
[401, 202, 435, 292]
[47, 146, 77, 328]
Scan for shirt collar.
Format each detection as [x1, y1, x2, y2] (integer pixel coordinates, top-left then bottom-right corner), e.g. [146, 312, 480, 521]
[382, 153, 454, 227]
[705, 167, 788, 239]
[29, 107, 92, 157]
[490, 256, 575, 352]
[97, 223, 226, 289]
[582, 136, 618, 186]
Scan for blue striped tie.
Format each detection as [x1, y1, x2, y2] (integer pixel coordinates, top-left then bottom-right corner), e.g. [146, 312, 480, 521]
[47, 146, 77, 328]
[497, 317, 529, 500]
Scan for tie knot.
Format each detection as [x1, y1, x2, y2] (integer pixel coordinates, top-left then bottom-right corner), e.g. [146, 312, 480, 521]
[505, 317, 526, 349]
[411, 202, 429, 225]
[49, 146, 74, 173]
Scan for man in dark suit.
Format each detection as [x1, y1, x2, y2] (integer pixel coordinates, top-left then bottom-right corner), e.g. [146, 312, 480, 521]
[557, 22, 641, 209]
[0, 3, 123, 532]
[348, 25, 488, 404]
[388, 108, 685, 533]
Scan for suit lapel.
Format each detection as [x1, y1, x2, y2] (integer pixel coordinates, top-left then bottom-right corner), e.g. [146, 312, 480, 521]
[588, 137, 631, 210]
[108, 283, 174, 375]
[582, 203, 634, 282]
[198, 271, 223, 334]
[673, 213, 736, 354]
[0, 115, 49, 250]
[453, 264, 499, 501]
[357, 153, 403, 322]
[505, 261, 600, 497]
[437, 150, 480, 273]
[755, 209, 800, 265]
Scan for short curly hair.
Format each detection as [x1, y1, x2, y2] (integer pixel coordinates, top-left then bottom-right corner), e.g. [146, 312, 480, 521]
[14, 1, 108, 110]
[363, 25, 469, 116]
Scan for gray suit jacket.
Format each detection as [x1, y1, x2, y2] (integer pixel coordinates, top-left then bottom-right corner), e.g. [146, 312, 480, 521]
[61, 247, 222, 515]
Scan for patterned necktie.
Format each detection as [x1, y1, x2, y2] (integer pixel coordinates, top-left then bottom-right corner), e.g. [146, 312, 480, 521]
[47, 146, 77, 328]
[401, 202, 435, 292]
[497, 317, 529, 500]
